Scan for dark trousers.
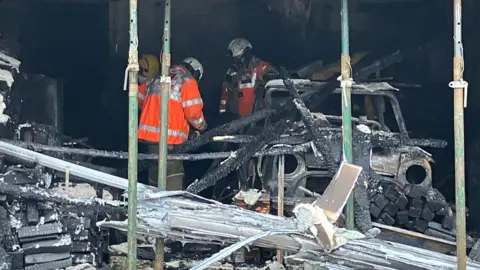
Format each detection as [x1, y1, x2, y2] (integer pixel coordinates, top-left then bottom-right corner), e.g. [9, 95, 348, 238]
[147, 144, 184, 190]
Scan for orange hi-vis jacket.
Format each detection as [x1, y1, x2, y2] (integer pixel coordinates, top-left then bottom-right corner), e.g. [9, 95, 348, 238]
[138, 65, 206, 144]
[138, 79, 150, 109]
[219, 57, 274, 116]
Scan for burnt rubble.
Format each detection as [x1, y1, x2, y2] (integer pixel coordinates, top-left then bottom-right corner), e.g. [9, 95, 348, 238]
[0, 139, 479, 269]
[0, 180, 112, 269]
[0, 48, 476, 269]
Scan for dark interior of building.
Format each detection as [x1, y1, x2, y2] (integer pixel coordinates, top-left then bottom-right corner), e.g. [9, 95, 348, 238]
[5, 0, 479, 206]
[1, 0, 480, 266]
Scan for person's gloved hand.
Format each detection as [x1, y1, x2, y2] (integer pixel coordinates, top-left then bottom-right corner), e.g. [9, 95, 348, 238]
[263, 71, 280, 82]
[199, 122, 208, 132]
[189, 130, 201, 140]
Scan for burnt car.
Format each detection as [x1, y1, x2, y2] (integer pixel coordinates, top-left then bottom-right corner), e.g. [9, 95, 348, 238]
[257, 79, 437, 200]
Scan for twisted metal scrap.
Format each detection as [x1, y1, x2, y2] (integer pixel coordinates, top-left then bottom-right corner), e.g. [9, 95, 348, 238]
[97, 190, 480, 270]
[98, 190, 324, 251]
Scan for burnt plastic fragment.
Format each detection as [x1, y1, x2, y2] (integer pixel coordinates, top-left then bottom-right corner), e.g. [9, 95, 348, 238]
[19, 234, 59, 244]
[370, 203, 381, 218]
[26, 203, 40, 225]
[404, 184, 423, 199]
[404, 220, 414, 230]
[8, 251, 24, 269]
[22, 235, 72, 255]
[4, 235, 20, 252]
[442, 208, 455, 230]
[384, 185, 399, 202]
[408, 207, 422, 219]
[372, 194, 389, 210]
[413, 219, 428, 233]
[425, 188, 448, 212]
[436, 207, 447, 216]
[395, 193, 408, 210]
[72, 253, 97, 265]
[425, 228, 456, 242]
[138, 247, 156, 260]
[3, 172, 38, 185]
[71, 241, 93, 253]
[396, 210, 409, 225]
[469, 238, 480, 262]
[384, 203, 399, 216]
[42, 209, 58, 223]
[379, 212, 395, 226]
[0, 247, 12, 269]
[25, 252, 70, 265]
[421, 205, 435, 222]
[60, 216, 91, 231]
[428, 222, 455, 237]
[71, 229, 91, 241]
[376, 218, 386, 225]
[24, 258, 72, 270]
[17, 223, 63, 239]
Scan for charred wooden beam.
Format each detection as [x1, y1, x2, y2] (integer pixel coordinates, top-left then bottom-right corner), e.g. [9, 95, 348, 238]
[279, 67, 335, 170]
[186, 119, 294, 194]
[3, 139, 309, 161]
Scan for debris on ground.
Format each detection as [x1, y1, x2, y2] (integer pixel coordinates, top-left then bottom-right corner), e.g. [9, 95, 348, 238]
[0, 47, 477, 270]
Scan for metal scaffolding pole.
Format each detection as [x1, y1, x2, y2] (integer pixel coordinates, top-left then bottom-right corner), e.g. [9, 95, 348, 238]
[126, 0, 139, 268]
[340, 0, 354, 230]
[155, 0, 171, 269]
[451, 0, 468, 268]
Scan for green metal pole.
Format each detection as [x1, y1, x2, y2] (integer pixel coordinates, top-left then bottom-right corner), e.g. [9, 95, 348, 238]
[453, 0, 467, 268]
[340, 0, 354, 230]
[154, 1, 171, 269]
[126, 0, 139, 268]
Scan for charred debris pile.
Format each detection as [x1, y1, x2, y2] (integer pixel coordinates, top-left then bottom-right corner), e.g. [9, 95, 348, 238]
[0, 48, 479, 269]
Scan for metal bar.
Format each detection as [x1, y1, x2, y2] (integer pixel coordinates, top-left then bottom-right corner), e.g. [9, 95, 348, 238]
[372, 222, 456, 246]
[277, 155, 285, 264]
[2, 139, 309, 161]
[340, 0, 354, 230]
[453, 0, 466, 268]
[0, 141, 152, 191]
[126, 0, 139, 267]
[155, 0, 171, 269]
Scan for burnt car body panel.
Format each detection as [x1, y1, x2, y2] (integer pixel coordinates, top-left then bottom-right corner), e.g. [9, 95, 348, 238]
[259, 79, 434, 197]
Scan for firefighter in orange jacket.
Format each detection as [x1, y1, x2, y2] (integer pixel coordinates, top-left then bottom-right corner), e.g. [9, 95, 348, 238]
[138, 54, 160, 109]
[138, 57, 207, 189]
[219, 38, 277, 116]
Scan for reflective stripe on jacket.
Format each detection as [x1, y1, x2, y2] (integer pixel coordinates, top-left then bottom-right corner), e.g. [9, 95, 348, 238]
[138, 77, 157, 109]
[138, 65, 206, 144]
[219, 82, 228, 113]
[138, 81, 147, 109]
[220, 58, 274, 116]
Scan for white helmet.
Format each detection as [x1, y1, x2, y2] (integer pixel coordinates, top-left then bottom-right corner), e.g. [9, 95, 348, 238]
[227, 38, 252, 58]
[182, 57, 204, 80]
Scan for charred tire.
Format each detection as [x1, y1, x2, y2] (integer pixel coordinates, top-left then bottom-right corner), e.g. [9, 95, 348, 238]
[397, 158, 432, 190]
[261, 145, 307, 197]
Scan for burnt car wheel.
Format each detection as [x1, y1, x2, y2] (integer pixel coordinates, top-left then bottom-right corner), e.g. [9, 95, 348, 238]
[397, 158, 432, 189]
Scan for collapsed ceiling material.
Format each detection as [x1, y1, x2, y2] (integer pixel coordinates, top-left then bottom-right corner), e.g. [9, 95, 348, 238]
[0, 51, 20, 125]
[0, 163, 478, 269]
